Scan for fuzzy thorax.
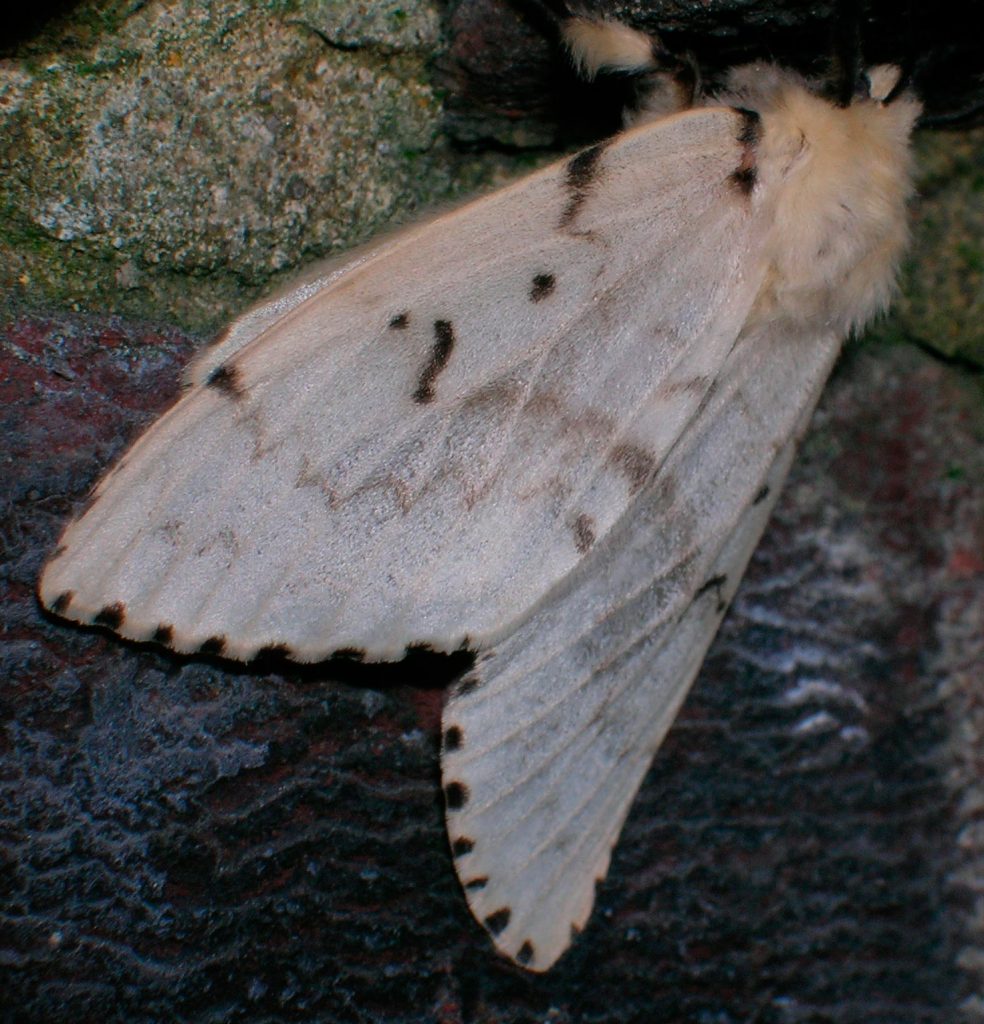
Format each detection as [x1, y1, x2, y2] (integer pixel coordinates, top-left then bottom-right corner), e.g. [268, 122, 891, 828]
[725, 65, 921, 335]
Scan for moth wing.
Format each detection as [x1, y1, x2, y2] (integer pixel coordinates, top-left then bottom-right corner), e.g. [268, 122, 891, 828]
[41, 107, 766, 662]
[186, 241, 385, 387]
[442, 322, 842, 971]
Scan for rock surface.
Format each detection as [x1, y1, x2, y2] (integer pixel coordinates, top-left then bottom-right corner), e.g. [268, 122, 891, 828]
[0, 0, 513, 330]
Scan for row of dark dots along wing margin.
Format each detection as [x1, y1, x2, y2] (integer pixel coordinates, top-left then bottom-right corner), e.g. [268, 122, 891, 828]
[54, 596, 251, 661]
[444, 721, 480, 923]
[91, 601, 229, 654]
[445, 780, 492, 903]
[444, 772, 537, 965]
[49, 595, 387, 665]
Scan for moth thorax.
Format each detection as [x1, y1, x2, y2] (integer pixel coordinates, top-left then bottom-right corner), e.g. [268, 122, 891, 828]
[758, 86, 919, 333]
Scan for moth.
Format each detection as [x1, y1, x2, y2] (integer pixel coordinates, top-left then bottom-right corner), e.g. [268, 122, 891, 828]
[39, 15, 920, 971]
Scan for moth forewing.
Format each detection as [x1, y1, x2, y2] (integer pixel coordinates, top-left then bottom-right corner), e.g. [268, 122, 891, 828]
[39, 105, 763, 663]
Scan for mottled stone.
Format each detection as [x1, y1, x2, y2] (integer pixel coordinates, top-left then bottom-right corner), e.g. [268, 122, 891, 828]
[887, 128, 984, 368]
[0, 0, 513, 331]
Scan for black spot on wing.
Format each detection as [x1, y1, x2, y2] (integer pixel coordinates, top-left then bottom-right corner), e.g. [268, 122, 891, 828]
[730, 108, 760, 198]
[753, 484, 771, 505]
[608, 443, 657, 495]
[465, 876, 488, 891]
[153, 624, 175, 646]
[206, 363, 245, 400]
[389, 312, 410, 329]
[451, 837, 474, 857]
[454, 672, 481, 697]
[559, 142, 607, 229]
[94, 602, 126, 630]
[484, 908, 511, 936]
[529, 273, 556, 302]
[51, 590, 74, 615]
[516, 941, 535, 967]
[443, 726, 463, 752]
[695, 573, 728, 600]
[572, 513, 596, 554]
[730, 166, 757, 195]
[199, 635, 226, 657]
[734, 107, 762, 145]
[695, 573, 729, 614]
[335, 647, 366, 662]
[413, 320, 455, 404]
[445, 781, 469, 810]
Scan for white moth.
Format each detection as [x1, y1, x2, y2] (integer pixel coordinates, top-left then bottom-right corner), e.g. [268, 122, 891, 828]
[39, 18, 920, 972]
